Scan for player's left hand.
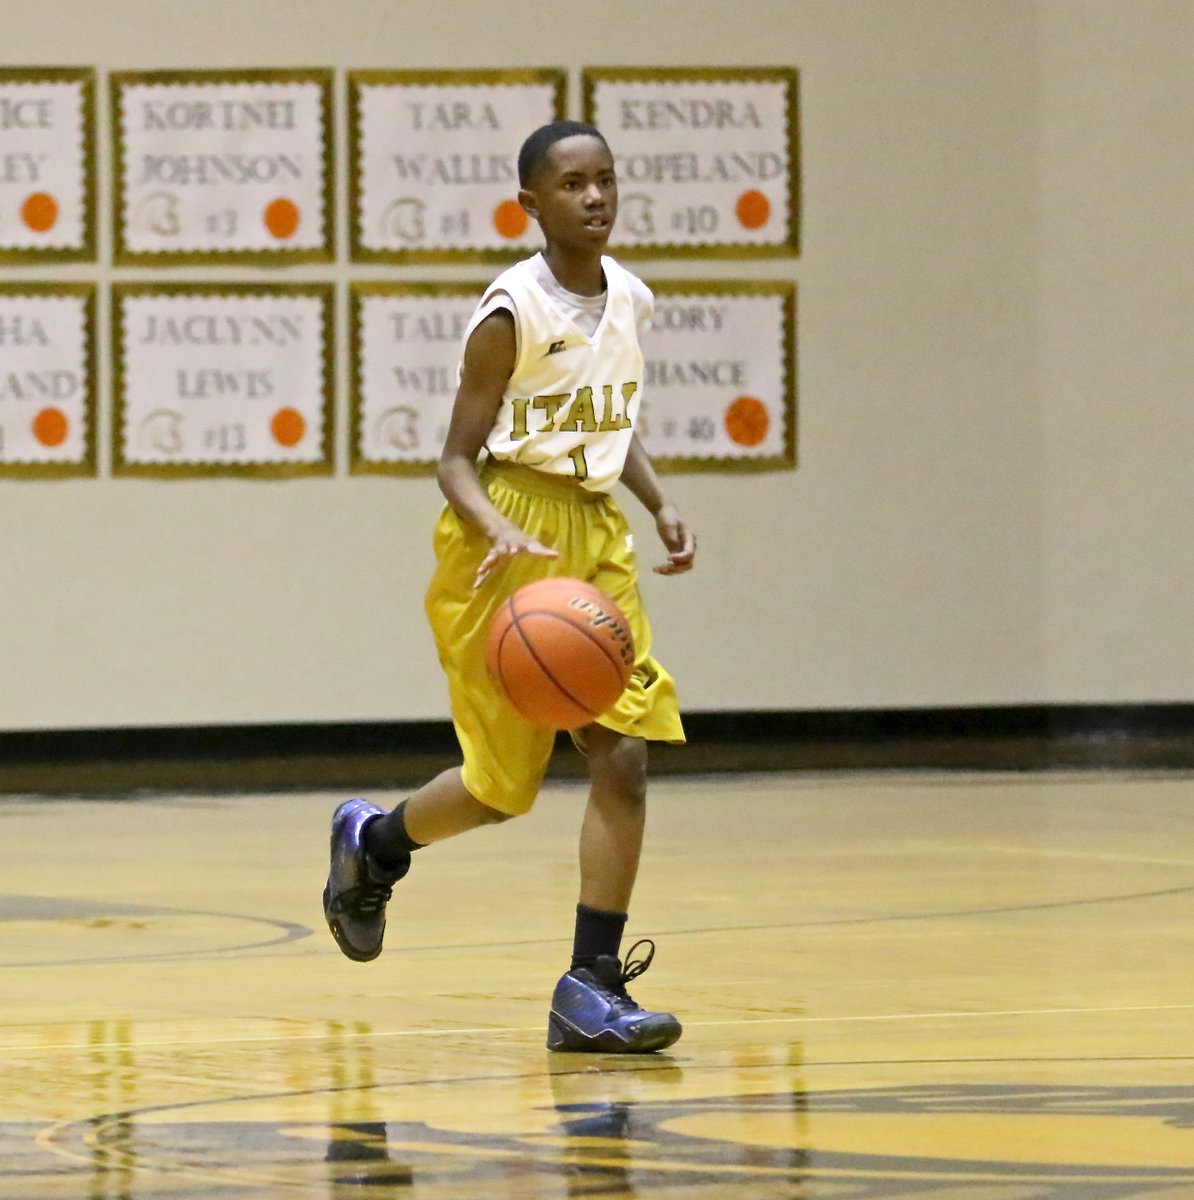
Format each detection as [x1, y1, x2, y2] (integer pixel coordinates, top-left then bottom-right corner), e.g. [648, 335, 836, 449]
[653, 504, 696, 575]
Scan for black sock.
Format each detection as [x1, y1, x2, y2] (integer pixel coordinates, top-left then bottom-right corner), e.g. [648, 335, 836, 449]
[363, 800, 425, 869]
[571, 904, 628, 970]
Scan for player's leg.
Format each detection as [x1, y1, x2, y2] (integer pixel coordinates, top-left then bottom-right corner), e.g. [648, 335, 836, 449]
[369, 767, 512, 855]
[323, 768, 514, 964]
[577, 724, 646, 914]
[547, 725, 681, 1053]
[324, 674, 553, 964]
[325, 491, 556, 964]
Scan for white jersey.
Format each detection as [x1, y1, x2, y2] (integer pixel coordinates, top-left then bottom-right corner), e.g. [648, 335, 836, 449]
[462, 254, 651, 493]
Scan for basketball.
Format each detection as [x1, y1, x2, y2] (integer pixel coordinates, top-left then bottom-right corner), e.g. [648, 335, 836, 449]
[486, 577, 636, 730]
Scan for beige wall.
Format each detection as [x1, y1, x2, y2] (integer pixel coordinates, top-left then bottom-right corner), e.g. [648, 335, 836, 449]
[1039, 0, 1194, 701]
[0, 0, 1187, 729]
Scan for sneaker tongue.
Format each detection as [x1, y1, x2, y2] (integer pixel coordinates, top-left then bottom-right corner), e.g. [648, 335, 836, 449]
[590, 955, 626, 990]
[365, 853, 409, 886]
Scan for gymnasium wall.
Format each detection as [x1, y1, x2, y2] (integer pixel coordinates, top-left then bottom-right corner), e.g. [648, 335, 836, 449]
[0, 0, 1188, 732]
[1038, 0, 1194, 702]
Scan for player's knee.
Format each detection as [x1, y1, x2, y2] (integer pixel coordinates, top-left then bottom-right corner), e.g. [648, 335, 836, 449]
[589, 731, 648, 806]
[616, 755, 648, 808]
[474, 797, 520, 824]
[462, 766, 542, 821]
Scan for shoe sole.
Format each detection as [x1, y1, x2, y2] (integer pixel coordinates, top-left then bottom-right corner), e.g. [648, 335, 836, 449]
[546, 1011, 682, 1053]
[323, 884, 384, 963]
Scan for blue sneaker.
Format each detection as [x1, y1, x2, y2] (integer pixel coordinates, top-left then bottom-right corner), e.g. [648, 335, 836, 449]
[547, 940, 682, 1053]
[323, 799, 409, 962]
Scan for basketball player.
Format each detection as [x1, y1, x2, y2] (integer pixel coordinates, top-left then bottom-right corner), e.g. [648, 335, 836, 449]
[323, 121, 696, 1053]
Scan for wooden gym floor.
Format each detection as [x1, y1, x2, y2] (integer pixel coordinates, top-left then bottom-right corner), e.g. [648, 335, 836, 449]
[3, 768, 1194, 1198]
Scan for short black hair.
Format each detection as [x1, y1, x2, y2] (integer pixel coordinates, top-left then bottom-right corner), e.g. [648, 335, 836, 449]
[517, 121, 609, 188]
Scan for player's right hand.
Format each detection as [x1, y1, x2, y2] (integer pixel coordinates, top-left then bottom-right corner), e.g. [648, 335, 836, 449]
[474, 530, 558, 588]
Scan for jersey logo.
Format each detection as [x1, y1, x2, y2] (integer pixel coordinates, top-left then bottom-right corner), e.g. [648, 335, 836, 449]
[545, 339, 567, 356]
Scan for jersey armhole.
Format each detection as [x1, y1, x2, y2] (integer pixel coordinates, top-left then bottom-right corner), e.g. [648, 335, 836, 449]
[473, 290, 520, 366]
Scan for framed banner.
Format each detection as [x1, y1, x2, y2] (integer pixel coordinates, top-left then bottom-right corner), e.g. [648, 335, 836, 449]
[0, 67, 95, 262]
[350, 282, 479, 474]
[349, 69, 565, 263]
[111, 69, 334, 265]
[0, 283, 96, 478]
[583, 67, 799, 258]
[112, 283, 334, 478]
[641, 281, 795, 472]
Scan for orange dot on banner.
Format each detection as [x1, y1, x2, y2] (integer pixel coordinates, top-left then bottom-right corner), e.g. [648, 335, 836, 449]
[32, 407, 69, 448]
[264, 198, 300, 240]
[493, 199, 528, 240]
[735, 189, 771, 231]
[21, 192, 59, 233]
[271, 407, 306, 447]
[725, 396, 770, 448]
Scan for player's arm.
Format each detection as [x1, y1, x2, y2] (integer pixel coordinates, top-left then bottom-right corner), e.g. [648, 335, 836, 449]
[437, 309, 558, 587]
[620, 432, 696, 575]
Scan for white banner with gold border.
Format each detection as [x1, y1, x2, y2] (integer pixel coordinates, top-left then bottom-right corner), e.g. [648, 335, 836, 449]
[113, 285, 333, 477]
[0, 68, 94, 261]
[583, 67, 799, 258]
[350, 283, 478, 474]
[0, 284, 95, 476]
[112, 70, 333, 264]
[641, 281, 795, 471]
[350, 70, 565, 263]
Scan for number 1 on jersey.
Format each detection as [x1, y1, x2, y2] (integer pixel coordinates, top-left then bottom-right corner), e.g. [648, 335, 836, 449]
[568, 445, 589, 481]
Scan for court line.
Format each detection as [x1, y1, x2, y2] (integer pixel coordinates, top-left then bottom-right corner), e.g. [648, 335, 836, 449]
[300, 878, 1194, 955]
[3, 876, 1191, 971]
[4, 1000, 1194, 1056]
[685, 1001, 1194, 1027]
[242, 878, 1194, 967]
[0, 905, 313, 970]
[947, 842, 1194, 868]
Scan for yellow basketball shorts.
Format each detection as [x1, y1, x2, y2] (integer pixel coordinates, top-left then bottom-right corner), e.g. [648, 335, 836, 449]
[424, 459, 685, 816]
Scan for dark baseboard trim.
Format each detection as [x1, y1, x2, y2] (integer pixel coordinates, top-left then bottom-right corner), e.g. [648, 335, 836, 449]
[0, 704, 1192, 796]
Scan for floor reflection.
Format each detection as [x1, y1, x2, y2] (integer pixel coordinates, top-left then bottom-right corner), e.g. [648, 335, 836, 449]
[545, 1050, 809, 1198]
[323, 1020, 414, 1194]
[87, 1019, 135, 1200]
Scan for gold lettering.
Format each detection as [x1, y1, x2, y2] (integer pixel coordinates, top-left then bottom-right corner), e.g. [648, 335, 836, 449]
[532, 393, 568, 432]
[598, 381, 637, 431]
[617, 381, 637, 429]
[598, 384, 617, 429]
[556, 386, 598, 433]
[510, 397, 530, 440]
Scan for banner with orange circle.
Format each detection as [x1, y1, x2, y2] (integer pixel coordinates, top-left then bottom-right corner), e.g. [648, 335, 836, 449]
[111, 70, 333, 265]
[641, 281, 795, 471]
[0, 68, 95, 262]
[111, 284, 334, 477]
[348, 69, 565, 263]
[0, 284, 96, 477]
[583, 67, 799, 258]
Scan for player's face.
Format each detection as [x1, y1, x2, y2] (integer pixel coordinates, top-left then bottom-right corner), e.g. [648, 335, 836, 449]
[521, 135, 618, 251]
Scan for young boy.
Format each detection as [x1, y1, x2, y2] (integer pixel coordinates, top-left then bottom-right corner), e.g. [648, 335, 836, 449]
[323, 121, 696, 1053]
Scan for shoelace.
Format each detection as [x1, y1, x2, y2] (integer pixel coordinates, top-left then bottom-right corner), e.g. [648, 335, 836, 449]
[335, 881, 392, 916]
[607, 938, 656, 1011]
[620, 939, 656, 985]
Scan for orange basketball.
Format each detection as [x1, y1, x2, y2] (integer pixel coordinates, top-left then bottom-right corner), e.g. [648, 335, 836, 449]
[486, 577, 635, 730]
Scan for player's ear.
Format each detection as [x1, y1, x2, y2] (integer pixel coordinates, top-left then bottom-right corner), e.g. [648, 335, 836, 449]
[518, 189, 538, 220]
